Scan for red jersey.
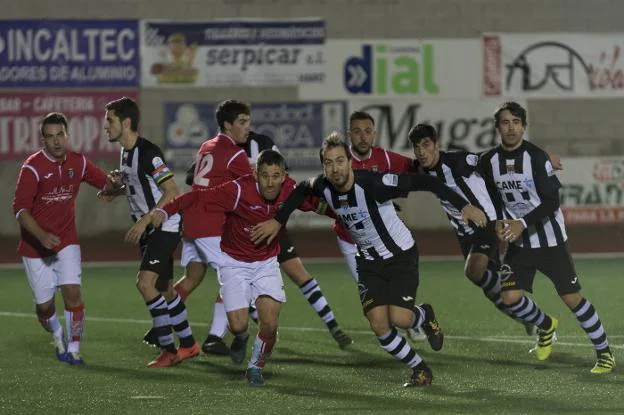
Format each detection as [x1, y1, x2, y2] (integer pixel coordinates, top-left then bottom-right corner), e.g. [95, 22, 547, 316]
[12, 150, 108, 258]
[334, 147, 414, 243]
[183, 134, 252, 238]
[162, 175, 317, 262]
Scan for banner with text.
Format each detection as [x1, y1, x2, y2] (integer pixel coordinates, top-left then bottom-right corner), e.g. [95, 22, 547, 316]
[483, 33, 624, 98]
[299, 39, 481, 100]
[347, 99, 526, 154]
[558, 157, 624, 224]
[164, 101, 346, 169]
[141, 19, 325, 87]
[0, 20, 139, 88]
[0, 91, 139, 160]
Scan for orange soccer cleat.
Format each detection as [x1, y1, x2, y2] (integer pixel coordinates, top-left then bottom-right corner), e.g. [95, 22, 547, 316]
[147, 350, 181, 368]
[177, 343, 200, 363]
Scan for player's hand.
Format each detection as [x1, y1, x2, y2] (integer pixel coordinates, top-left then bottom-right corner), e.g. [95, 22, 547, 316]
[548, 153, 563, 170]
[461, 204, 487, 228]
[38, 232, 61, 249]
[125, 218, 149, 245]
[151, 210, 166, 228]
[250, 219, 282, 245]
[497, 219, 525, 242]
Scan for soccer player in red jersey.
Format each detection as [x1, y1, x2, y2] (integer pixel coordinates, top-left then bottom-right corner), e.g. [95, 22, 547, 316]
[12, 112, 120, 365]
[139, 100, 253, 355]
[146, 150, 319, 386]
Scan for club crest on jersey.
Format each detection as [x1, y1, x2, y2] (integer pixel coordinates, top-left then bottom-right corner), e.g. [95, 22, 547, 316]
[338, 195, 349, 208]
[506, 160, 515, 173]
[67, 168, 74, 178]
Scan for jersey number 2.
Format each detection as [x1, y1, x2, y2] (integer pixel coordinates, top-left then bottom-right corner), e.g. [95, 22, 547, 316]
[193, 153, 214, 187]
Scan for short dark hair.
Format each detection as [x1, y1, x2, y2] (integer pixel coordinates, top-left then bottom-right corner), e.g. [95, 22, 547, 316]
[105, 96, 140, 132]
[494, 101, 527, 127]
[257, 149, 286, 171]
[349, 110, 375, 126]
[40, 112, 68, 137]
[215, 100, 251, 130]
[320, 132, 351, 163]
[408, 123, 439, 145]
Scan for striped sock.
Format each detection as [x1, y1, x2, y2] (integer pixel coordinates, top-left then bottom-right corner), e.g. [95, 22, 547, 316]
[146, 295, 176, 354]
[300, 278, 338, 330]
[377, 328, 423, 369]
[167, 295, 195, 348]
[475, 269, 524, 321]
[572, 298, 610, 355]
[507, 296, 551, 330]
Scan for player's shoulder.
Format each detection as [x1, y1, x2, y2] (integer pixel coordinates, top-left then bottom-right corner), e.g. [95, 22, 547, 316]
[22, 150, 45, 167]
[523, 140, 548, 158]
[137, 136, 165, 156]
[479, 146, 500, 163]
[445, 150, 479, 168]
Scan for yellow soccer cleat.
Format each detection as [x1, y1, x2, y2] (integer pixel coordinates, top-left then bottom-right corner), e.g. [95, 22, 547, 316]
[531, 317, 558, 361]
[590, 352, 615, 374]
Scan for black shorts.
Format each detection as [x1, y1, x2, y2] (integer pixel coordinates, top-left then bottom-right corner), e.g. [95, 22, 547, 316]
[356, 245, 420, 314]
[456, 222, 500, 260]
[277, 230, 298, 264]
[500, 242, 581, 295]
[139, 229, 181, 290]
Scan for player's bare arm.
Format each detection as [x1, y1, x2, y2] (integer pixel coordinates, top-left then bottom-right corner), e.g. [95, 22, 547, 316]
[16, 210, 60, 249]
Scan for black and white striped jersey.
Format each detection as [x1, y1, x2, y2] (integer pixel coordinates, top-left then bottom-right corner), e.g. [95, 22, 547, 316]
[478, 140, 567, 248]
[243, 131, 278, 166]
[120, 137, 181, 233]
[276, 170, 469, 261]
[421, 151, 500, 237]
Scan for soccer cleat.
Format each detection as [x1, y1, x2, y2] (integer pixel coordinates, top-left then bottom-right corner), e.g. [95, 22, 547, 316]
[590, 352, 615, 374]
[230, 334, 250, 364]
[330, 327, 353, 349]
[147, 350, 181, 368]
[403, 363, 434, 387]
[202, 334, 230, 356]
[420, 303, 444, 351]
[531, 317, 558, 361]
[406, 327, 426, 342]
[246, 367, 265, 387]
[142, 328, 159, 348]
[177, 343, 200, 362]
[66, 352, 85, 366]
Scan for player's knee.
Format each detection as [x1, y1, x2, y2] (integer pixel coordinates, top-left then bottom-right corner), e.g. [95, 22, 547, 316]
[258, 319, 278, 337]
[368, 319, 391, 336]
[60, 284, 82, 308]
[228, 313, 249, 334]
[135, 272, 155, 294]
[501, 290, 522, 305]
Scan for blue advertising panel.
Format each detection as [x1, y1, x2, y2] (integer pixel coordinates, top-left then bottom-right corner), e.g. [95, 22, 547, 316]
[0, 20, 139, 87]
[164, 101, 346, 170]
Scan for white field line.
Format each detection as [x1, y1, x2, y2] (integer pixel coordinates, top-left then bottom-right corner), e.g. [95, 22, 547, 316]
[0, 311, 621, 349]
[1, 251, 623, 270]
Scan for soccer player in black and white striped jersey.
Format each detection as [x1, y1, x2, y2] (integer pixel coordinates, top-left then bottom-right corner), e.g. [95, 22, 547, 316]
[479, 101, 614, 374]
[251, 133, 488, 386]
[103, 97, 199, 368]
[408, 124, 536, 335]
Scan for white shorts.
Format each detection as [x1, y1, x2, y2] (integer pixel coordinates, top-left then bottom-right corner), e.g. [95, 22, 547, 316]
[22, 244, 82, 305]
[180, 237, 223, 270]
[337, 237, 359, 283]
[218, 254, 286, 313]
